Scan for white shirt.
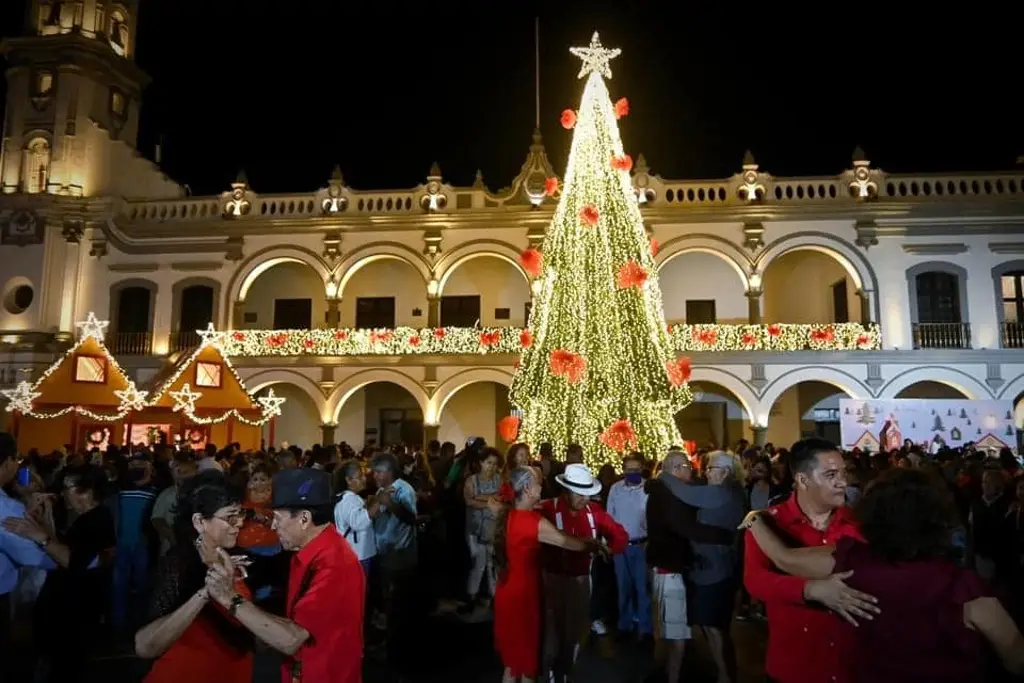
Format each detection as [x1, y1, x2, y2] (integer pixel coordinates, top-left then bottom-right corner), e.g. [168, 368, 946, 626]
[334, 490, 377, 561]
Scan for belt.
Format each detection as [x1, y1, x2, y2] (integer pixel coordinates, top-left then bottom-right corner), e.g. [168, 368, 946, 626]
[628, 537, 647, 545]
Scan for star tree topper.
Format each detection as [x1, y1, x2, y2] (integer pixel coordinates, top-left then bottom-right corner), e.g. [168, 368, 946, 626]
[197, 322, 224, 348]
[569, 31, 621, 79]
[75, 312, 110, 341]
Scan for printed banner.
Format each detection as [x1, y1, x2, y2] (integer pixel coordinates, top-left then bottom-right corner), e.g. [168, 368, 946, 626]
[838, 399, 1016, 453]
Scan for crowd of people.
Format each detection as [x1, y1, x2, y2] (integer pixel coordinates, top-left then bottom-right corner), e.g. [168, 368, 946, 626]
[0, 429, 1023, 682]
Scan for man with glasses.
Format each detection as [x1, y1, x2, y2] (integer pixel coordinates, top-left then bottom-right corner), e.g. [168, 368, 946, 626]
[205, 467, 364, 683]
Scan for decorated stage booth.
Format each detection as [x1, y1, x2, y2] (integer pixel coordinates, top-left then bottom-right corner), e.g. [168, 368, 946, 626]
[1, 313, 146, 453]
[131, 324, 285, 452]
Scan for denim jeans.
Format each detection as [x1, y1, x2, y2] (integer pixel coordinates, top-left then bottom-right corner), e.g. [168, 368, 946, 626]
[614, 544, 652, 635]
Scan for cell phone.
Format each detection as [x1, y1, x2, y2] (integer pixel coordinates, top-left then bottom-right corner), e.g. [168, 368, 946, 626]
[16, 465, 30, 487]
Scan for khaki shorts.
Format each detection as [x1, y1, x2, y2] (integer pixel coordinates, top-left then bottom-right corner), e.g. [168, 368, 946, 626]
[652, 571, 691, 641]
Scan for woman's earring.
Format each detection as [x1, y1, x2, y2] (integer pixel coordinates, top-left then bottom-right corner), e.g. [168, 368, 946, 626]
[194, 531, 204, 551]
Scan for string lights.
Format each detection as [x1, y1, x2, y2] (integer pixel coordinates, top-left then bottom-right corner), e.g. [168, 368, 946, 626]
[212, 323, 880, 357]
[1, 312, 133, 422]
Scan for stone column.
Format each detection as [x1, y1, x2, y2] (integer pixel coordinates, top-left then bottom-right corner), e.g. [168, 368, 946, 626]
[751, 425, 768, 447]
[427, 296, 441, 327]
[325, 299, 341, 328]
[857, 290, 871, 326]
[424, 423, 440, 449]
[58, 221, 84, 333]
[232, 300, 245, 329]
[319, 422, 337, 446]
[746, 290, 762, 324]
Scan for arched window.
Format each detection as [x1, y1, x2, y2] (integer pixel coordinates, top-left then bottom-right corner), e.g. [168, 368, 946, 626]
[23, 138, 50, 194]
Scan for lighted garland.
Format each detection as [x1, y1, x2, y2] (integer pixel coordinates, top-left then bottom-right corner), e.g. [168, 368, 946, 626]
[1, 313, 135, 422]
[147, 324, 283, 426]
[213, 323, 880, 357]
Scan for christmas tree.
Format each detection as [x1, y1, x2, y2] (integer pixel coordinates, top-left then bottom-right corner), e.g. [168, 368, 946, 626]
[932, 414, 945, 432]
[509, 32, 692, 468]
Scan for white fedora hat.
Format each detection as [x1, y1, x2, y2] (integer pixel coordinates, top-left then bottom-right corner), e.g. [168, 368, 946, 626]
[555, 463, 602, 496]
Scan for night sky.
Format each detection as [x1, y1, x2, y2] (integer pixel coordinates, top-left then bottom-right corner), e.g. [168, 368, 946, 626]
[1, 2, 1018, 196]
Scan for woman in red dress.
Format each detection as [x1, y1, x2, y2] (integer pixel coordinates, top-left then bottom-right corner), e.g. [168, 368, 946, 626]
[134, 471, 284, 683]
[493, 467, 594, 683]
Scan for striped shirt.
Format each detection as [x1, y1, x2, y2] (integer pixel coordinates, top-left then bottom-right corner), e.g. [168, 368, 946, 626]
[117, 486, 157, 547]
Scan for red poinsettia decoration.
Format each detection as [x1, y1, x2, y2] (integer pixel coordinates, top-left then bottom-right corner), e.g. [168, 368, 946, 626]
[614, 97, 630, 119]
[611, 154, 633, 172]
[232, 331, 246, 342]
[433, 328, 446, 339]
[766, 324, 782, 337]
[303, 337, 315, 349]
[498, 415, 521, 442]
[692, 328, 718, 346]
[370, 330, 393, 345]
[267, 332, 288, 348]
[856, 333, 872, 349]
[600, 419, 637, 453]
[666, 357, 692, 387]
[520, 329, 534, 348]
[579, 204, 600, 226]
[810, 326, 835, 344]
[519, 248, 543, 278]
[560, 109, 577, 129]
[479, 330, 502, 347]
[549, 349, 587, 384]
[544, 177, 559, 196]
[649, 237, 659, 257]
[512, 357, 521, 370]
[616, 261, 648, 290]
[741, 332, 757, 347]
[333, 329, 348, 341]
[408, 335, 421, 347]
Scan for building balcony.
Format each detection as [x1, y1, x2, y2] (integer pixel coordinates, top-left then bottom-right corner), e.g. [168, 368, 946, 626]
[1001, 322, 1024, 350]
[106, 331, 153, 356]
[218, 323, 881, 358]
[911, 322, 971, 350]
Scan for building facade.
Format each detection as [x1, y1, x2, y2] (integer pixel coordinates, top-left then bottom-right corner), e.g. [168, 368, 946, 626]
[2, 0, 1024, 452]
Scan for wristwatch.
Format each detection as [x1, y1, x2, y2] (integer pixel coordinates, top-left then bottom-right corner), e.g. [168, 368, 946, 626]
[228, 593, 245, 615]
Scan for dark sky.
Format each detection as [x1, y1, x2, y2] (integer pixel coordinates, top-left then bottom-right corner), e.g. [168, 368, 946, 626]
[1, 2, 1019, 196]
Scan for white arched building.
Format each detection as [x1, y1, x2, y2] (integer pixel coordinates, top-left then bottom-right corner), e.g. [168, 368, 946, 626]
[1, 5, 1024, 451]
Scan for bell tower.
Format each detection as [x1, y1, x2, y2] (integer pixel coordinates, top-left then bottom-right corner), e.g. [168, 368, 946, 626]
[0, 0, 149, 196]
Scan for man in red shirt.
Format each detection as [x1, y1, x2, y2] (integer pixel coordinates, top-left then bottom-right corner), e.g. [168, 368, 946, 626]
[540, 462, 628, 683]
[206, 468, 365, 683]
[744, 438, 875, 683]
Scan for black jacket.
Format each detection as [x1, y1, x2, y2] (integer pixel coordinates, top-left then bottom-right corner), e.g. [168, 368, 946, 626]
[644, 478, 735, 575]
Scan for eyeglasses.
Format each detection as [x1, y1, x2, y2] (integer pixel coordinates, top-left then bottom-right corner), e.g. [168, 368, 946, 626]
[213, 511, 244, 525]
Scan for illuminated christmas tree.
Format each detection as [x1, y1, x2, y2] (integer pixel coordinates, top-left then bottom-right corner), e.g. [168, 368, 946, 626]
[509, 32, 693, 469]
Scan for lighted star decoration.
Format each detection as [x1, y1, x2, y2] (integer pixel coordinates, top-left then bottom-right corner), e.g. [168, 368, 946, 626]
[169, 383, 202, 414]
[1, 381, 40, 413]
[75, 312, 110, 341]
[257, 388, 286, 419]
[114, 381, 148, 411]
[197, 322, 224, 348]
[569, 31, 621, 79]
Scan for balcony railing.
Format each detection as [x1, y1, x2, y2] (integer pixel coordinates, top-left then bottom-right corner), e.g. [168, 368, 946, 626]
[171, 329, 202, 353]
[911, 322, 971, 350]
[1001, 322, 1024, 349]
[216, 323, 881, 357]
[107, 331, 153, 356]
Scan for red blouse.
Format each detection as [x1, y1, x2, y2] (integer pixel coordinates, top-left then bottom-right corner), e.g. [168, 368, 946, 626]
[833, 537, 991, 683]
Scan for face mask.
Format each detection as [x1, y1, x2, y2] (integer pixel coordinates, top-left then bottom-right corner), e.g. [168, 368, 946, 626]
[624, 472, 643, 485]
